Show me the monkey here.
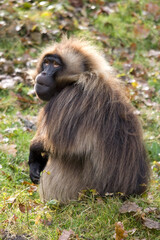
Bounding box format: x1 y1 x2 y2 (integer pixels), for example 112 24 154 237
28 37 150 203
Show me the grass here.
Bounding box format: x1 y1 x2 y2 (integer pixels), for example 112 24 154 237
0 0 160 239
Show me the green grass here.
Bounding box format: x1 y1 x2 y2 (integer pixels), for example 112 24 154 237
0 0 160 239
0 170 160 240
0 38 26 60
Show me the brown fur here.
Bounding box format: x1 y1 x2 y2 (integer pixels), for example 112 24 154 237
31 37 150 203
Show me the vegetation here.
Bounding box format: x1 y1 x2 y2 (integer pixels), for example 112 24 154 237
0 0 159 239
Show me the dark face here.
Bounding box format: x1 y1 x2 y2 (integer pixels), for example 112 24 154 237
35 54 62 101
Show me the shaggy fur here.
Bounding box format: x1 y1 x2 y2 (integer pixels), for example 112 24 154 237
30 37 150 203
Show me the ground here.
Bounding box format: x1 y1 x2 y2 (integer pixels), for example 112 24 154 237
0 0 160 239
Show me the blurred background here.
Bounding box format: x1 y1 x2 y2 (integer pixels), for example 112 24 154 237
0 1 160 239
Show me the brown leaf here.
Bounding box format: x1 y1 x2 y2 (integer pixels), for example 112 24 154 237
9 214 18 223
129 63 147 78
22 181 34 186
58 229 75 240
41 219 52 226
144 207 158 214
16 94 35 104
1 170 13 181
28 185 38 193
30 32 42 44
3 61 14 74
19 203 25 213
96 197 105 204
26 204 32 213
119 201 142 214
41 213 53 226
130 42 137 51
134 24 150 39
145 3 160 17
143 217 160 230
6 22 17 36
68 0 83 8
115 222 128 240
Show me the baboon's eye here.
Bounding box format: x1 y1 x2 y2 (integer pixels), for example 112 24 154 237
53 60 60 68
43 59 49 66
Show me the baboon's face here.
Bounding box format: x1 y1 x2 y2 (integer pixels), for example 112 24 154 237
35 54 63 101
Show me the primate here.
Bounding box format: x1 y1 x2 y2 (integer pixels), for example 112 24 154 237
29 37 150 203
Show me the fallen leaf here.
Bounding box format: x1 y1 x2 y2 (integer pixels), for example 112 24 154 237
41 213 53 226
19 203 25 213
105 192 114 196
35 215 41 225
58 229 75 240
148 50 160 58
20 117 36 131
28 185 37 193
119 201 142 213
26 204 32 213
68 0 83 8
142 217 160 230
0 144 17 157
6 197 16 204
97 197 104 204
1 170 12 180
30 32 42 44
115 222 128 240
130 42 137 51
101 6 115 15
22 181 34 186
3 61 14 74
134 24 150 39
16 94 35 104
41 219 53 226
41 11 52 18
144 207 158 214
9 214 18 223
127 228 137 235
47 199 60 209
145 3 160 18
0 79 16 89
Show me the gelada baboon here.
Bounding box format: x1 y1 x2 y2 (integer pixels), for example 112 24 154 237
29 37 150 203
